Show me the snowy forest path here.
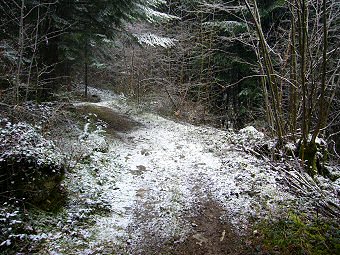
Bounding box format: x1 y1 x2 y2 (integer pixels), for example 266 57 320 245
40 88 293 254
81 98 244 254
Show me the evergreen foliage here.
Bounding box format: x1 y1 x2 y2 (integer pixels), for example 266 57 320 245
0 0 169 101
162 0 262 127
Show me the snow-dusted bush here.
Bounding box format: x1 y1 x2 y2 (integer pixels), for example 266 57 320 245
239 126 265 141
0 118 65 208
0 203 49 254
227 126 267 146
0 205 29 253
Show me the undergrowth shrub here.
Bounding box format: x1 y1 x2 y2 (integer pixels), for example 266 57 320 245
0 204 46 254
0 117 67 253
0 118 65 210
251 212 340 255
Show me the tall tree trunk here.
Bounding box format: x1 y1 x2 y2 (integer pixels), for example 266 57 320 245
289 3 298 140
84 39 88 98
298 0 309 162
15 0 25 104
312 0 328 142
26 2 40 101
245 0 284 145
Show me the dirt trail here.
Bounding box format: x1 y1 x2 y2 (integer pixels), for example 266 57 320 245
38 89 295 254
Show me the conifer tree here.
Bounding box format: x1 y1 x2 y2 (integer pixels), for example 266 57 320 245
0 0 169 101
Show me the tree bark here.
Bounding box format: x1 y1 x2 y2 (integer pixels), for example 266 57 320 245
84 39 88 98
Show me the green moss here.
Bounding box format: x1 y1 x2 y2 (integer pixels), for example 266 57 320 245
299 141 329 178
304 142 318 177
251 213 340 255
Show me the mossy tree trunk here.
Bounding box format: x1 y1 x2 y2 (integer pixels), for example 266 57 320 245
300 141 318 177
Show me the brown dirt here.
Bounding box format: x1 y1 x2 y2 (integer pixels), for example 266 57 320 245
73 104 142 135
171 200 250 255
125 199 252 255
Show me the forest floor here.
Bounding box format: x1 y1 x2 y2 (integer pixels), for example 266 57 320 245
29 87 338 255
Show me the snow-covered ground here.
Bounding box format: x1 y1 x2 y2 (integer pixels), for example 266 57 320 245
36 87 338 254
